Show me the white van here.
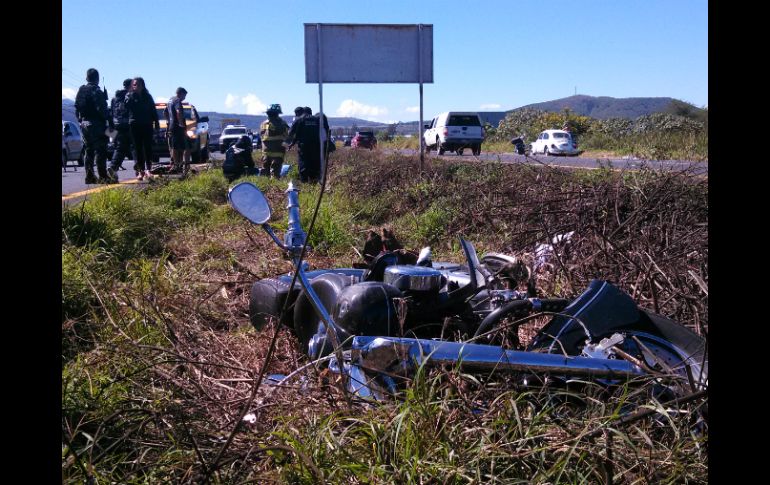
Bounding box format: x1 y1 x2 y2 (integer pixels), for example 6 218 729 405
423 112 485 156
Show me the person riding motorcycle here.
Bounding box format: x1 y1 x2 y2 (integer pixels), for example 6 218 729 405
259 104 289 178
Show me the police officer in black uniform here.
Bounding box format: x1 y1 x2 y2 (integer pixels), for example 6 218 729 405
287 106 306 177
108 78 134 181
288 107 329 183
75 68 110 184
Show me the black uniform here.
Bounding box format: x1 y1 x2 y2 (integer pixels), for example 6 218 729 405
75 82 109 183
222 135 256 182
110 88 132 172
125 90 159 173
291 114 329 182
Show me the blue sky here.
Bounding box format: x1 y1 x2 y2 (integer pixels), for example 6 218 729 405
62 0 708 123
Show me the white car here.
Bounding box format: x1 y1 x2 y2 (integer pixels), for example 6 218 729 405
530 129 578 156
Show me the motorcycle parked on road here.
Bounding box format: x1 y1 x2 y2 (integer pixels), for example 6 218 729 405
511 134 527 155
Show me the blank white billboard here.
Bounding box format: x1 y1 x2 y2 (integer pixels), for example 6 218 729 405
305 23 433 83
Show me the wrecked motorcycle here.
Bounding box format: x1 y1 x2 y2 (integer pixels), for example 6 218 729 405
229 182 708 402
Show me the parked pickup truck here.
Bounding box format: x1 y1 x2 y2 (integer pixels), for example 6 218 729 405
219 125 251 153
423 112 485 156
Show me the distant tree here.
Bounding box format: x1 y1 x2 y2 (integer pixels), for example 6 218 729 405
483 122 496 139
664 100 708 124
372 123 398 141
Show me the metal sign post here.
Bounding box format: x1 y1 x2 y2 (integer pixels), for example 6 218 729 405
316 24 325 181
305 23 433 175
418 24 424 172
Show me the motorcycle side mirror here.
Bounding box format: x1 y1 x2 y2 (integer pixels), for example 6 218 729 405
228 182 272 224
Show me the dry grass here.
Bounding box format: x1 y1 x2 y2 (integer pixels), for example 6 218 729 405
62 152 707 483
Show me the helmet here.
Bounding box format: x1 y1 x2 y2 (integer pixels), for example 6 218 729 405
267 103 282 114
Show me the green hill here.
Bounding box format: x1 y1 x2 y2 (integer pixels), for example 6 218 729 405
513 95 693 120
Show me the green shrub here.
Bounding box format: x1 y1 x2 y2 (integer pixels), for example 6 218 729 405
146 170 229 224
62 189 167 262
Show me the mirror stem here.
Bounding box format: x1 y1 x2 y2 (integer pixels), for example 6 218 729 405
262 224 287 250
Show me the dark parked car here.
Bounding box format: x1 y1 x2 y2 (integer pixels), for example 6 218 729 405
351 131 377 149
209 133 221 153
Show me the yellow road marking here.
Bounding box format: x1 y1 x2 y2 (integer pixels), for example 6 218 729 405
62 178 142 201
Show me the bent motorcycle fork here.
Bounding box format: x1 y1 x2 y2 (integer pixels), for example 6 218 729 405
340 336 644 400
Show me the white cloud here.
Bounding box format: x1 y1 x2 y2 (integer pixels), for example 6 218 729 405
480 103 501 109
155 96 168 104
336 99 388 119
405 106 419 113
224 93 239 109
62 88 76 100
242 94 267 115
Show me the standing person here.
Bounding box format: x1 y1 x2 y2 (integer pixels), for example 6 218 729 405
287 106 306 175
259 104 289 178
74 68 110 184
290 107 330 183
108 78 134 181
166 87 189 174
125 77 160 180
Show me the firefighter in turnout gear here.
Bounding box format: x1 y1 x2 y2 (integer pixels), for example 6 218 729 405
259 104 289 178
75 68 111 184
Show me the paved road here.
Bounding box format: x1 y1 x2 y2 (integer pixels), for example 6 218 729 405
395 149 708 175
63 148 706 206
62 159 143 196
62 157 193 206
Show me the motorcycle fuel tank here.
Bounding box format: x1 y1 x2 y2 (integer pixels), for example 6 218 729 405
383 265 445 293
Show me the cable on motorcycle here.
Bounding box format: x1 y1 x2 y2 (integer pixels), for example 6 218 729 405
207 146 340 480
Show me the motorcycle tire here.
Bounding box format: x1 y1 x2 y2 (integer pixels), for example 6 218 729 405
528 280 707 388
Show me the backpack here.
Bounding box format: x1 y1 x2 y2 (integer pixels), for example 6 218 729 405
223 145 249 174
111 90 129 127
222 146 237 172
76 84 108 122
